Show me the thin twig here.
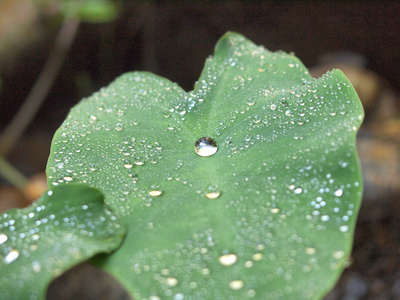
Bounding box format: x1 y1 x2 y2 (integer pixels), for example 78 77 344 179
0 17 80 155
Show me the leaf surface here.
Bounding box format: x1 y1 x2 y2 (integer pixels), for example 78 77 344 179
47 32 364 299
0 184 125 300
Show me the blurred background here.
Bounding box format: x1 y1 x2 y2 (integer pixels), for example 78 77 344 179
0 1 399 299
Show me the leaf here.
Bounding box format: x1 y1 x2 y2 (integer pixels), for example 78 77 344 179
61 0 119 23
0 184 125 300
46 32 364 299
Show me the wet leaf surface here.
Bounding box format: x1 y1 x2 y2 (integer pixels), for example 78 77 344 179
47 32 364 299
0 184 125 300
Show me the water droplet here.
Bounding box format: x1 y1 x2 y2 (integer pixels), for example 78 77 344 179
32 261 41 273
89 115 98 123
165 277 178 287
334 189 343 197
149 190 162 197
201 267 210 276
244 261 253 268
206 191 221 199
270 208 280 214
252 253 263 261
115 123 124 131
123 160 133 169
333 250 345 260
294 187 303 194
339 225 349 233
219 253 238 266
247 289 256 297
205 185 221 199
194 137 218 157
4 249 19 264
229 280 244 290
174 293 184 300
305 247 316 255
0 233 8 244
321 215 330 222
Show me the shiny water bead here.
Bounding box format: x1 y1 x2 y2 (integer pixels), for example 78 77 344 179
219 253 238 266
229 280 244 290
194 137 218 157
149 190 162 197
4 249 20 264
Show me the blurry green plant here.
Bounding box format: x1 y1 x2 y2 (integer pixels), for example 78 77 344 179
0 32 364 299
58 0 119 23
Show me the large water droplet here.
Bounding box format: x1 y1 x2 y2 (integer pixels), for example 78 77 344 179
229 279 244 290
194 137 218 157
149 190 162 197
219 253 238 266
252 253 263 261
165 277 178 287
334 189 343 197
0 233 8 244
4 249 19 264
205 185 221 199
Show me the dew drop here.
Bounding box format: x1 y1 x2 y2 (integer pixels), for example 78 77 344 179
0 233 8 244
89 115 98 123
149 190 162 197
271 208 280 214
194 137 218 157
334 189 343 197
247 289 256 297
305 247 316 255
165 277 178 287
115 123 124 131
174 293 184 300
294 187 303 195
229 280 244 290
244 261 253 268
333 250 345 260
32 261 41 273
321 215 330 222
252 253 263 261
123 161 133 169
201 268 210 276
219 253 238 266
206 191 221 199
4 249 19 264
339 225 349 233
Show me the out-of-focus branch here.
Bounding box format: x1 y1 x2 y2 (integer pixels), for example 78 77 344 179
0 17 80 155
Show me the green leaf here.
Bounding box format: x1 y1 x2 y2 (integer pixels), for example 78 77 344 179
77 0 118 23
61 0 119 23
0 184 125 300
46 32 364 299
